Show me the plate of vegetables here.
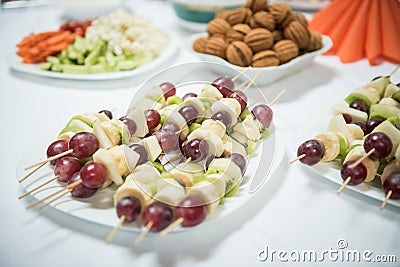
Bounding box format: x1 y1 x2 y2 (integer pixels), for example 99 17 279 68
9 9 178 81
293 73 400 209
17 62 284 240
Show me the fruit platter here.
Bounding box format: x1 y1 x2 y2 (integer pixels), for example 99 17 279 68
9 9 178 81
293 71 400 209
17 62 284 243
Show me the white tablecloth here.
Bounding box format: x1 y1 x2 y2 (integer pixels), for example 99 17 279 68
0 1 399 267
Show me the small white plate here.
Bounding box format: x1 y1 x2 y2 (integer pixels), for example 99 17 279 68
8 33 179 81
293 110 400 208
185 33 333 86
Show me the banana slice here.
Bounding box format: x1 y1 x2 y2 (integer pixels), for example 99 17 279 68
101 120 121 146
199 85 223 101
314 131 340 162
344 146 379 182
201 119 226 139
108 145 140 176
187 181 221 214
153 179 186 206
169 162 204 187
113 178 152 207
347 124 364 140
110 119 131 145
327 115 354 144
57 131 75 141
93 148 123 185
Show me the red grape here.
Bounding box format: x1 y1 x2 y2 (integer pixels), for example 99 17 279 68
212 77 234 97
159 82 176 99
297 140 325 166
342 114 352 123
98 110 112 119
47 140 69 165
252 104 273 128
211 110 232 128
69 172 97 198
340 160 367 185
182 93 198 101
153 131 179 153
161 122 179 134
227 90 248 112
145 109 161 131
230 153 246 174
69 132 100 159
141 201 173 232
175 195 207 227
364 132 392 159
183 138 209 162
349 100 368 113
55 156 82 183
119 116 137 136
383 173 400 199
129 144 148 165
80 162 108 189
178 105 198 125
365 118 384 134
116 196 141 223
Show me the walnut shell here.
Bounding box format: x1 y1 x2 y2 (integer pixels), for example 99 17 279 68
206 37 228 58
207 18 230 35
283 21 310 49
273 39 299 64
306 31 323 52
252 50 280 67
250 11 275 31
226 24 252 42
226 41 253 67
192 37 208 54
244 28 274 53
244 0 267 13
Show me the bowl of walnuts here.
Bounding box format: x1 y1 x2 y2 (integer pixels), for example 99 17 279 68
186 0 332 85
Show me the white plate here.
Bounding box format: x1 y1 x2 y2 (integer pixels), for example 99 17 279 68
8 33 179 81
17 61 285 233
185 33 333 86
281 0 330 11
294 111 400 208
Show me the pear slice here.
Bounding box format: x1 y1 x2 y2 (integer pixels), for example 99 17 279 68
332 103 368 123
126 108 149 138
365 76 390 96
92 120 114 149
371 120 400 159
142 135 162 162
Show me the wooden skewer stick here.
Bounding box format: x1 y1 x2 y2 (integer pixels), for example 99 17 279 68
290 154 305 164
389 65 400 76
269 89 286 107
236 79 249 91
243 72 261 93
349 148 375 169
232 66 251 82
249 91 271 106
18 175 59 199
25 179 82 209
175 128 185 135
165 153 182 164
25 149 73 170
159 217 184 237
106 215 126 244
181 157 192 169
39 188 72 209
19 162 47 183
337 176 351 195
380 190 392 210
134 221 154 247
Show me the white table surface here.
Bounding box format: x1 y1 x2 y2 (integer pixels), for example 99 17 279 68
0 1 399 267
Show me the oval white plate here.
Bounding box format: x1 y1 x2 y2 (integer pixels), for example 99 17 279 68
185 33 332 86
17 61 285 233
293 111 400 208
8 32 178 81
